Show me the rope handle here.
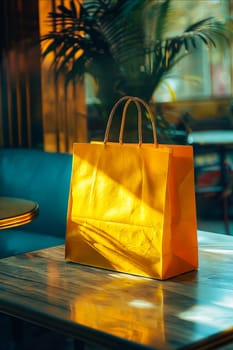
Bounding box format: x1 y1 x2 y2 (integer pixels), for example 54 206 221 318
103 96 157 146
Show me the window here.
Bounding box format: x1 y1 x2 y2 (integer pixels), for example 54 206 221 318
154 0 233 102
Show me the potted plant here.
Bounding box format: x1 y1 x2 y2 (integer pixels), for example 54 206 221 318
41 0 232 142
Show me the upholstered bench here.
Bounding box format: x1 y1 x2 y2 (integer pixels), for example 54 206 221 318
0 148 72 258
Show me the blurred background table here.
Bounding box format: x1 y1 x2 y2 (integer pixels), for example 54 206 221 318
188 130 233 146
187 129 233 189
188 130 233 234
0 197 39 230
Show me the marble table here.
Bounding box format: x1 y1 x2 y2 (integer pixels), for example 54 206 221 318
0 230 233 349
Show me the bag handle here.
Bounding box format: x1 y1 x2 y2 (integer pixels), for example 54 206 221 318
104 96 158 146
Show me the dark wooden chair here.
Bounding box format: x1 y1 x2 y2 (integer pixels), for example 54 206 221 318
194 155 233 234
181 107 233 235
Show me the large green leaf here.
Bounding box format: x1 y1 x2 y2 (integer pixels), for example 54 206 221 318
41 0 233 106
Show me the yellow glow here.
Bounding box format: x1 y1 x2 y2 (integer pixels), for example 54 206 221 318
128 300 155 309
108 273 147 281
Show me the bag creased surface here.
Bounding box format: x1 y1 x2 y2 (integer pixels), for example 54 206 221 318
65 97 198 280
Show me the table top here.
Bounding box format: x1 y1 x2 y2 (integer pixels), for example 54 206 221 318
188 130 233 145
0 197 39 229
0 230 233 350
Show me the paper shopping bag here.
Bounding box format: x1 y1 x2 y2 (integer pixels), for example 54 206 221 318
65 96 198 280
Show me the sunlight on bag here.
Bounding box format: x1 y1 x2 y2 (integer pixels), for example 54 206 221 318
65 96 198 280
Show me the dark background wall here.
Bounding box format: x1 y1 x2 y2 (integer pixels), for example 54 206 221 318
0 0 43 148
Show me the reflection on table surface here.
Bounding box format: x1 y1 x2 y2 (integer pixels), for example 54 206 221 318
0 196 39 229
0 231 233 349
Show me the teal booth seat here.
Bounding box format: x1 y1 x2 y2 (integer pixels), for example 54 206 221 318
0 148 72 258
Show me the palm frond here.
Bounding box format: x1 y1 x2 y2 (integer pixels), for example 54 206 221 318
41 0 233 104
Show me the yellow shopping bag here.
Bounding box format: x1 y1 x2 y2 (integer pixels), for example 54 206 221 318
65 96 198 279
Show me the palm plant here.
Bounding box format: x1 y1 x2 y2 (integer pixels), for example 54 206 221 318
41 0 232 141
